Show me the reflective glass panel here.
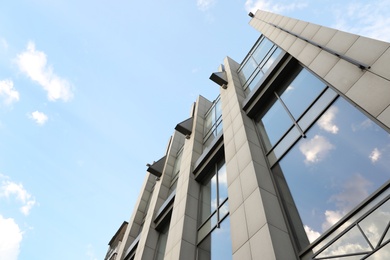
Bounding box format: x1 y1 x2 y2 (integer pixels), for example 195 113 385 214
269 125 300 163
200 179 217 224
312 191 390 254
359 199 390 248
279 68 326 120
365 242 390 259
252 38 274 65
215 98 222 120
316 225 371 258
274 97 390 246
198 216 232 260
204 113 213 136
198 212 218 244
218 163 228 203
245 68 264 93
239 58 258 84
382 229 390 246
298 87 338 131
154 221 170 260
260 99 293 151
262 47 282 72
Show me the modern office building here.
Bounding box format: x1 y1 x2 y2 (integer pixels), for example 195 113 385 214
105 9 390 260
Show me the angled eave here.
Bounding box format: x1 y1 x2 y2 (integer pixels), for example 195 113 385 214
175 117 193 136
147 156 166 178
209 71 228 86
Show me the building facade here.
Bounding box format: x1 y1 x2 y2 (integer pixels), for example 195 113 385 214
106 10 390 260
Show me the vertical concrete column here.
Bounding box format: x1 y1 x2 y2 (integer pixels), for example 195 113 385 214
164 96 212 260
117 173 156 260
221 56 296 259
132 132 186 260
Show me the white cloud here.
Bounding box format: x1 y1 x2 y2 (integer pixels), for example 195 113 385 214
299 135 334 164
322 174 372 231
286 85 294 92
304 225 321 243
197 0 216 11
332 1 390 42
0 176 37 216
16 41 73 102
29 111 48 125
0 215 22 260
369 148 381 163
318 106 339 134
245 0 307 14
352 118 375 132
322 209 344 231
0 80 20 106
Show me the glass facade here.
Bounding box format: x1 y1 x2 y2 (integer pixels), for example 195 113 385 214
238 35 282 94
203 96 223 150
309 195 390 259
255 66 390 252
197 158 231 259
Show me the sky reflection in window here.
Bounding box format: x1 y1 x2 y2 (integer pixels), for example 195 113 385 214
275 97 390 242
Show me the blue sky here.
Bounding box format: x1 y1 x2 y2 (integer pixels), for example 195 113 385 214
0 0 389 259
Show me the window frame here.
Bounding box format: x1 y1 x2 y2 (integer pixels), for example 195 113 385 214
196 157 229 245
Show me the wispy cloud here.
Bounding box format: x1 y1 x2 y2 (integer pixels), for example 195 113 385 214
197 0 216 11
16 41 73 102
318 106 339 134
322 174 372 231
0 80 20 106
369 148 381 163
0 38 8 50
332 0 390 42
352 119 374 132
0 175 37 216
0 215 22 260
29 111 48 125
86 244 98 260
244 0 307 14
299 135 334 164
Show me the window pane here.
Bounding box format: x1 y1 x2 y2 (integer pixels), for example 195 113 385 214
316 225 371 258
279 68 326 120
262 47 282 72
215 98 222 120
366 242 390 259
298 87 338 131
204 112 214 135
239 58 257 84
260 99 294 150
359 199 390 248
154 221 170 260
252 38 274 65
218 163 228 203
200 177 217 224
268 126 300 165
245 68 264 93
198 211 218 243
274 98 390 245
198 216 232 260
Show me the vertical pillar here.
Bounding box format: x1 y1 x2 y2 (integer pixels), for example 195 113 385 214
164 96 212 260
221 56 296 259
